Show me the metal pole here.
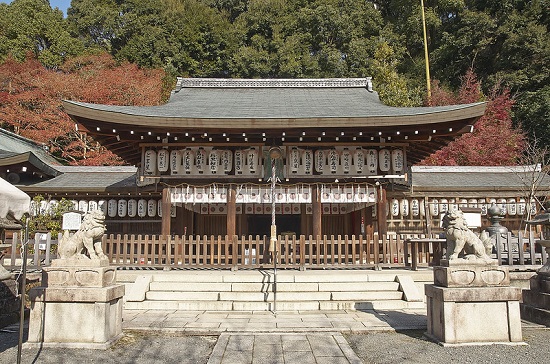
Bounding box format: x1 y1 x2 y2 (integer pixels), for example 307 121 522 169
17 219 29 364
421 0 432 102
271 157 277 314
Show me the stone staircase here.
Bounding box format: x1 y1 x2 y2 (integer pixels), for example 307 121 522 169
120 270 427 311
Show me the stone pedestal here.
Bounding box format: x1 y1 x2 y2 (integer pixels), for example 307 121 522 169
521 272 550 326
27 259 124 349
426 260 524 346
0 278 20 328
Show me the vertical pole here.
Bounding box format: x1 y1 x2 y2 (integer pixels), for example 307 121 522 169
377 186 387 235
161 187 171 237
17 220 28 364
421 0 432 102
227 185 236 238
312 185 322 239
270 158 278 313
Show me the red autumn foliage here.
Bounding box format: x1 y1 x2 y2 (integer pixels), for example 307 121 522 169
0 53 165 165
420 70 526 166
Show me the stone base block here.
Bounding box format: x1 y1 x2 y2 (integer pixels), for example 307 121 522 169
425 284 524 346
43 261 116 288
26 284 124 349
0 279 20 328
434 264 510 288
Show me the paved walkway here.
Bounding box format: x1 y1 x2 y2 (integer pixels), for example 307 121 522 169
122 308 427 363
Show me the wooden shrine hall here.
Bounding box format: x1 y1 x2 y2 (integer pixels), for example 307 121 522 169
62 78 486 240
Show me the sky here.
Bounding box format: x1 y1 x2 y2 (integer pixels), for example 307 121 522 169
0 0 72 16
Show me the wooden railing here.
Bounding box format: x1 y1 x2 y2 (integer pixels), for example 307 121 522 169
1 233 545 271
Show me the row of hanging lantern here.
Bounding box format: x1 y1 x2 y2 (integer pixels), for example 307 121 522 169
387 198 538 217
143 147 405 176
31 199 176 218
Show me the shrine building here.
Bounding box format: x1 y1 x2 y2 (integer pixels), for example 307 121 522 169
53 77 488 239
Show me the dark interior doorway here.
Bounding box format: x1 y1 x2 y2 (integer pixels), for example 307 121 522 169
247 215 301 236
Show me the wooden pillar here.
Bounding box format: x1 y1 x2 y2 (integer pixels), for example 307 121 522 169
227 185 237 238
161 187 171 236
312 185 322 239
377 187 387 235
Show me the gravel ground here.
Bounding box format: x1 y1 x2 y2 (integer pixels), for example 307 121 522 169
2 323 549 363
346 327 550 364
0 327 217 364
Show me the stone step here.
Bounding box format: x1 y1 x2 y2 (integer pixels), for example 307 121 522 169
520 304 550 327
522 290 550 309
124 299 424 311
148 281 400 293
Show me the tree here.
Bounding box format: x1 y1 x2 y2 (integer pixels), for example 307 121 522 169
420 70 526 165
0 0 84 68
0 53 166 165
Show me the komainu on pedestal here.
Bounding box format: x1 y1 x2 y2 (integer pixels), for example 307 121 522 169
26 210 125 349
425 209 524 346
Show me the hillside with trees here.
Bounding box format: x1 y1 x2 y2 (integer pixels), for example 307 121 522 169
0 0 547 165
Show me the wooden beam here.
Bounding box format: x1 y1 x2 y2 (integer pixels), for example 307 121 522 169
227 185 237 238
312 185 322 239
161 187 171 236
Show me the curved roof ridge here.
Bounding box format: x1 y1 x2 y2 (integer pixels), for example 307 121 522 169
174 77 373 92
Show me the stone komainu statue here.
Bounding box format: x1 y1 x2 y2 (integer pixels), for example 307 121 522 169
442 209 493 261
59 210 107 260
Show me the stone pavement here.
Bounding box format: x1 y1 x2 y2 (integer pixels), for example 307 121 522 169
122 308 427 364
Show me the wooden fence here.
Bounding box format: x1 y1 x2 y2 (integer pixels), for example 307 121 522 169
1 233 546 271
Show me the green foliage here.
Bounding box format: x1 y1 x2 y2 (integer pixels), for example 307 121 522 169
0 0 84 68
0 0 548 160
23 196 75 237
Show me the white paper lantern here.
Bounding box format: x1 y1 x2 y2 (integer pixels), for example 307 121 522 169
430 199 439 216
183 149 194 173
315 150 325 173
157 149 169 172
48 199 59 214
107 199 117 217
378 149 391 172
303 150 313 174
449 199 459 213
290 148 300 173
328 149 339 173
220 150 232 172
78 200 88 213
439 199 448 214
88 200 98 212
478 199 487 215
98 200 107 215
459 199 468 208
209 150 219 174
170 150 182 175
144 150 157 174
137 199 147 218
171 205 177 217
391 199 399 216
341 149 352 173
400 199 410 216
147 199 157 217
196 148 206 172
71 200 78 211
366 149 378 174
118 199 127 217
391 149 404 172
234 150 244 174
507 198 517 216
354 148 365 173
468 199 478 208
411 199 420 216
419 199 426 216
247 148 258 173
497 198 507 215
517 198 526 215
128 199 137 217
